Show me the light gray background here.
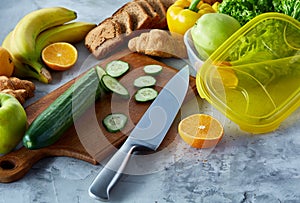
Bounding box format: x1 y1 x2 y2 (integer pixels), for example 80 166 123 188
1 0 300 202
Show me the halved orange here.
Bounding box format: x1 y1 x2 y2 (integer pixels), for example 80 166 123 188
41 42 78 71
178 114 224 149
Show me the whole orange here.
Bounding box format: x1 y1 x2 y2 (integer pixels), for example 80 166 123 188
0 47 14 77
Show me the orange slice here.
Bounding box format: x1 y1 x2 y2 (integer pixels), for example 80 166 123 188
178 114 224 149
41 42 78 71
216 68 239 87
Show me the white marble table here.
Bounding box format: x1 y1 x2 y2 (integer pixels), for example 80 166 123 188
1 0 300 202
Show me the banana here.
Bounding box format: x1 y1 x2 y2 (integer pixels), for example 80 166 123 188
2 32 51 83
35 21 96 55
6 7 77 83
11 7 77 62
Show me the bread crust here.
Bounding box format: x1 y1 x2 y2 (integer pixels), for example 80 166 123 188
128 29 187 58
85 19 123 56
134 0 161 28
113 1 153 30
112 11 133 35
146 0 167 29
85 0 176 59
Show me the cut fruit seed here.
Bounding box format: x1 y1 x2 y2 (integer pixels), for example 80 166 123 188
133 75 156 88
103 113 128 133
105 60 129 77
134 87 158 102
41 42 78 71
178 114 224 149
143 64 163 75
101 74 129 98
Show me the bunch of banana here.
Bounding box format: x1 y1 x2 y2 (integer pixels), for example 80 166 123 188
1 7 96 83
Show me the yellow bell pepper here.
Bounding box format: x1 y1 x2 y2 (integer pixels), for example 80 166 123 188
166 0 215 35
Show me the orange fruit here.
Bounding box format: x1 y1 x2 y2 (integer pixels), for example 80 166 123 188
0 47 14 77
215 68 239 88
178 114 224 149
41 42 78 71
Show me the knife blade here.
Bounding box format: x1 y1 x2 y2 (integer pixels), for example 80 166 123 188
88 65 190 201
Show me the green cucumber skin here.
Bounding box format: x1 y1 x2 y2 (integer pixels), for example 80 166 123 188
143 64 162 76
134 87 158 102
106 60 129 78
23 67 102 150
102 113 128 133
101 75 130 99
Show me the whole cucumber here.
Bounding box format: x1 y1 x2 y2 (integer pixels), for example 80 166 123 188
23 67 102 149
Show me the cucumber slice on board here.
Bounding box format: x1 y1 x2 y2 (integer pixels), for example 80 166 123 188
95 65 106 79
101 74 129 98
102 113 128 133
106 60 130 77
134 87 158 102
95 65 109 92
143 64 163 75
133 75 156 88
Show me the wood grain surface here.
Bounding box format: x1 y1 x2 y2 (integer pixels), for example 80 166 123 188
0 52 197 183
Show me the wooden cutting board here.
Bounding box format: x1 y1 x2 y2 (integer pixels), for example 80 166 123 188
0 52 197 183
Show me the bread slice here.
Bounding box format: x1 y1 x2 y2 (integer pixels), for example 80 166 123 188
145 0 168 29
112 10 133 35
85 0 176 59
134 0 160 28
112 1 153 30
85 19 123 58
160 0 176 10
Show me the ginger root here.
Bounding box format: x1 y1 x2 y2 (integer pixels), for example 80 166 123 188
0 76 35 104
128 29 188 59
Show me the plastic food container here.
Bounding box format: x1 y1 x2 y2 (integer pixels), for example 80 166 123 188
184 28 205 73
185 12 300 134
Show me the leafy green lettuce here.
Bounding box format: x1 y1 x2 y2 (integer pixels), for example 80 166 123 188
273 0 300 20
224 19 300 86
228 20 299 64
218 0 300 25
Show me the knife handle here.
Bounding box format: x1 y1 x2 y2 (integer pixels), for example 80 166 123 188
88 141 138 201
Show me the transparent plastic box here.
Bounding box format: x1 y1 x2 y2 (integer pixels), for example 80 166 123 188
185 12 300 134
184 28 205 73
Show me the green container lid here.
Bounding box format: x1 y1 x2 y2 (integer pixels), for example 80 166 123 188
195 12 300 134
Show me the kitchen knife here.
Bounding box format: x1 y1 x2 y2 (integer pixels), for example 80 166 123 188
88 66 190 201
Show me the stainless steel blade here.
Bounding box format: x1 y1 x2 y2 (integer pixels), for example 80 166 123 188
127 65 190 150
89 65 190 201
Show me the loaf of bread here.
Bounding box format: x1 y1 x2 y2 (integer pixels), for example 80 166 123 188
145 0 167 29
85 0 176 59
85 19 124 59
128 29 187 58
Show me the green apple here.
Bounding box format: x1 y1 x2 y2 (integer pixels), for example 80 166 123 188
191 13 241 59
0 93 27 154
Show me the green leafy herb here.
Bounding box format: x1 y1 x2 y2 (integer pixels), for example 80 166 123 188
218 0 300 25
273 0 300 21
228 19 299 64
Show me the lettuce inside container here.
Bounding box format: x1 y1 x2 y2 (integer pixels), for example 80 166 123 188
190 12 300 134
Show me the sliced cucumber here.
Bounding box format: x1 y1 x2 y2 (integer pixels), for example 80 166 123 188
95 65 106 79
133 75 156 88
101 74 129 98
103 113 128 133
135 87 158 102
143 64 163 75
106 60 130 77
95 65 109 92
